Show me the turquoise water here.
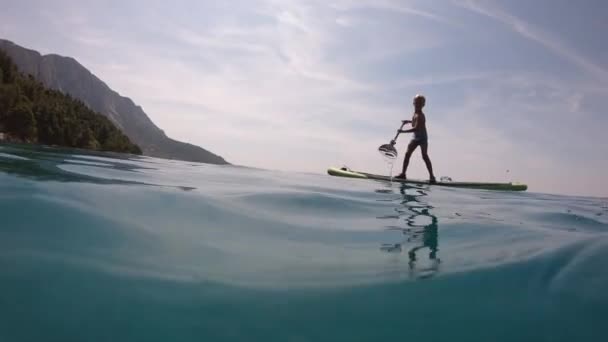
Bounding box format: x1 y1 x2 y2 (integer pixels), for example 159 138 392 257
1 144 607 341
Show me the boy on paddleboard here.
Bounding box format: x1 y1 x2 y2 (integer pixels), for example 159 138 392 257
393 94 436 183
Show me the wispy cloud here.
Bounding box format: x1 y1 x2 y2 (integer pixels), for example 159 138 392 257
457 0 608 82
329 0 451 24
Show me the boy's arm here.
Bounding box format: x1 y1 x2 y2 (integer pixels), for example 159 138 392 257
399 115 420 133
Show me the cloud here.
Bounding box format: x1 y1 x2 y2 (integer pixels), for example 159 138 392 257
329 0 451 24
335 16 355 27
456 0 608 82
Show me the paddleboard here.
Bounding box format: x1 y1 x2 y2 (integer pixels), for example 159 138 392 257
327 167 527 191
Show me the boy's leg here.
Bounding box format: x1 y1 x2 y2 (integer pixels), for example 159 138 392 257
396 140 419 178
420 143 436 182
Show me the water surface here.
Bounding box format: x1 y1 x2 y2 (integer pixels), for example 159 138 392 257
1 144 607 341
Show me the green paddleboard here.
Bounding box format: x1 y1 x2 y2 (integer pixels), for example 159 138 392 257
327 167 527 191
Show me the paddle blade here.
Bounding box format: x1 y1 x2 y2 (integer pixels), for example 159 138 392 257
378 143 398 159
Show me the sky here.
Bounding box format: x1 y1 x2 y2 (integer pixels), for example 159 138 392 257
1 0 607 197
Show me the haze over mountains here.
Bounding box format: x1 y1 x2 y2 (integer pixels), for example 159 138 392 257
0 39 228 165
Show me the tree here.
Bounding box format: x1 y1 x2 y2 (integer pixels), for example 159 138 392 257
5 102 37 141
0 51 17 83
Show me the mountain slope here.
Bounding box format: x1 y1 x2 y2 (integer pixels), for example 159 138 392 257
0 51 141 154
0 39 228 164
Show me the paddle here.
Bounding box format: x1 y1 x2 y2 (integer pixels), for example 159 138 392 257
378 121 408 159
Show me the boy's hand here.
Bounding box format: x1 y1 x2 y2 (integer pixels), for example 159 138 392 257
402 120 411 124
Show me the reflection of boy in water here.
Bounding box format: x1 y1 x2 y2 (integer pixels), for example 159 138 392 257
380 185 440 277
407 212 438 263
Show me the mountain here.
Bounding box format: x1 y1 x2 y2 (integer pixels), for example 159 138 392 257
0 51 141 154
0 39 228 164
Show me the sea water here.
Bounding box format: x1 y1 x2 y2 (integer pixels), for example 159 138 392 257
1 144 607 342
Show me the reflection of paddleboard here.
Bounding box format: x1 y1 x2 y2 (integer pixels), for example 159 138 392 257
327 167 528 191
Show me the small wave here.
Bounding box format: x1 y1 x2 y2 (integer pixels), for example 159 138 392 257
531 211 608 233
0 152 30 160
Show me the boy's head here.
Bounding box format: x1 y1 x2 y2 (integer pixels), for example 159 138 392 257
413 94 426 110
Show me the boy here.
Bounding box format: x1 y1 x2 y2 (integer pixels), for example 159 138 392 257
393 94 436 183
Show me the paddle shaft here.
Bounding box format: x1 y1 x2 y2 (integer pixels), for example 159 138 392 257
391 121 408 142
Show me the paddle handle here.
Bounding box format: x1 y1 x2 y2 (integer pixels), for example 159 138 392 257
391 121 408 142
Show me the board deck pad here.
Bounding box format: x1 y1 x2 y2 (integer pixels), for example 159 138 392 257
327 167 527 191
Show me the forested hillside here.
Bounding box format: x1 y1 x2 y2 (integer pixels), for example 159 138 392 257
0 51 141 154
